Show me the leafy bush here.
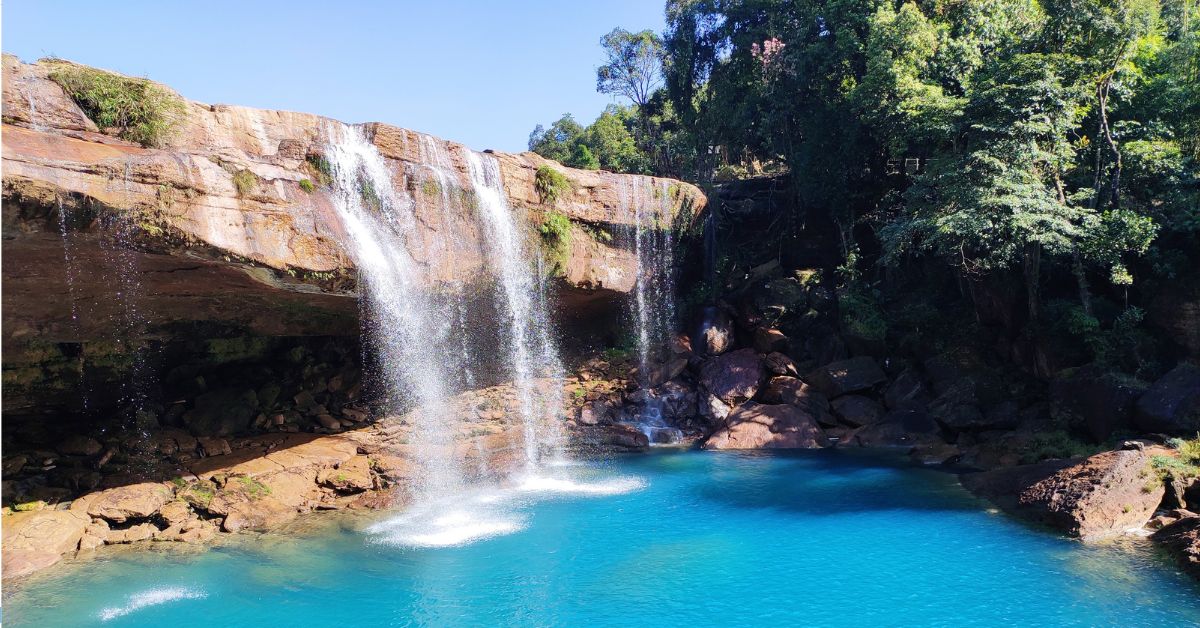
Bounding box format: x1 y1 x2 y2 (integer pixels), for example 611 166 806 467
46 60 186 147
535 165 571 204
539 210 573 276
306 154 333 187
839 288 887 341
232 170 256 197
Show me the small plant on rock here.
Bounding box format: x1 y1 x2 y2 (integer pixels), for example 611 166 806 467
232 169 257 198
535 165 571 204
299 178 315 193
539 210 573 276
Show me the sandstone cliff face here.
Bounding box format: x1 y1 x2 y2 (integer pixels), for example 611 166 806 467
1 55 705 409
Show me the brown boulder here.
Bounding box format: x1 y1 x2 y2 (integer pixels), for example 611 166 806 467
105 522 159 544
830 395 885 427
86 482 172 523
764 352 799 377
695 306 734 357
56 435 103 456
806 356 887 398
704 402 830 450
317 456 374 492
221 498 296 532
1135 364 1200 435
753 327 790 354
1152 516 1200 579
961 449 1166 540
700 349 765 405
3 509 89 559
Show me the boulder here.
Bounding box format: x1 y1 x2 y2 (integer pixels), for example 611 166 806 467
1152 516 1200 579
884 369 928 409
1051 368 1146 442
703 402 830 450
578 400 610 426
699 349 765 405
695 306 735 357
575 423 649 451
318 456 374 492
157 500 194 527
764 352 799 377
78 520 109 551
757 377 834 426
86 482 173 523
184 388 259 436
155 518 218 544
698 393 732 428
850 407 943 448
806 356 887 398
753 327 790 354
105 522 159 544
961 449 1166 540
221 497 296 533
1135 364 1200 434
56 435 103 457
830 395 885 427
3 509 89 560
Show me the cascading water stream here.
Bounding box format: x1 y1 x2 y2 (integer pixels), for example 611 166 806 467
465 151 565 468
621 179 681 444
324 124 464 500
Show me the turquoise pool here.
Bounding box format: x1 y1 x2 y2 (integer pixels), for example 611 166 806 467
5 450 1199 626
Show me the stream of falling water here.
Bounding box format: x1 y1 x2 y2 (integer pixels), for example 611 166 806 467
326 126 633 547
325 125 464 500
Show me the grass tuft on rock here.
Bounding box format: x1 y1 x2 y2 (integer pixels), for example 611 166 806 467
299 178 315 193
232 170 257 198
45 60 186 148
535 165 571 204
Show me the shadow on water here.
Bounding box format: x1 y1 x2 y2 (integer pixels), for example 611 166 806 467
673 448 986 517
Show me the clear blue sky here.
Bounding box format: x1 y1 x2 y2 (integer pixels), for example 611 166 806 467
2 1 665 152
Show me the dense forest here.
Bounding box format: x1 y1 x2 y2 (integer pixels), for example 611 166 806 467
530 0 1199 382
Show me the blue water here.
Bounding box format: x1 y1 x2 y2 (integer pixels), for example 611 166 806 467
6 450 1200 626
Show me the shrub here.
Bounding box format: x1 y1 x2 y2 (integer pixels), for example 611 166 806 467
46 60 186 147
539 210 573 276
839 289 887 341
306 154 333 187
299 178 315 193
535 165 571 204
1020 430 1102 464
232 169 256 197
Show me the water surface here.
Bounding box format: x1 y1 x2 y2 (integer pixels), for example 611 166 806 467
6 450 1199 626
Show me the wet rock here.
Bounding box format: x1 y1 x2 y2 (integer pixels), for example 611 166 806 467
704 402 830 450
86 483 172 523
961 448 1166 540
700 349 765 405
806 356 887 398
830 395 884 427
1152 516 1200 579
56 435 103 457
1135 364 1200 434
317 456 373 492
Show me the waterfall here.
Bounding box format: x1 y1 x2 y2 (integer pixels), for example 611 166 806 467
465 151 565 467
325 124 464 499
620 179 681 444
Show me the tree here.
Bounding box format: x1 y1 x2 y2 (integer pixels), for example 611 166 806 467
528 114 585 163
596 28 665 108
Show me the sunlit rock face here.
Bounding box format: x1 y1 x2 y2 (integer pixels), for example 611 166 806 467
0 55 706 410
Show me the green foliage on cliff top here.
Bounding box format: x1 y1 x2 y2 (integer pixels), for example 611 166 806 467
535 166 571 204
46 60 186 148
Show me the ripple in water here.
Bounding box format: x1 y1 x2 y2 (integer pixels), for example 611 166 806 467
368 469 646 548
98 587 206 622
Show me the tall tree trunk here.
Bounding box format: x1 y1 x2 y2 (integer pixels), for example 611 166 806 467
1073 251 1093 316
1023 242 1041 322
